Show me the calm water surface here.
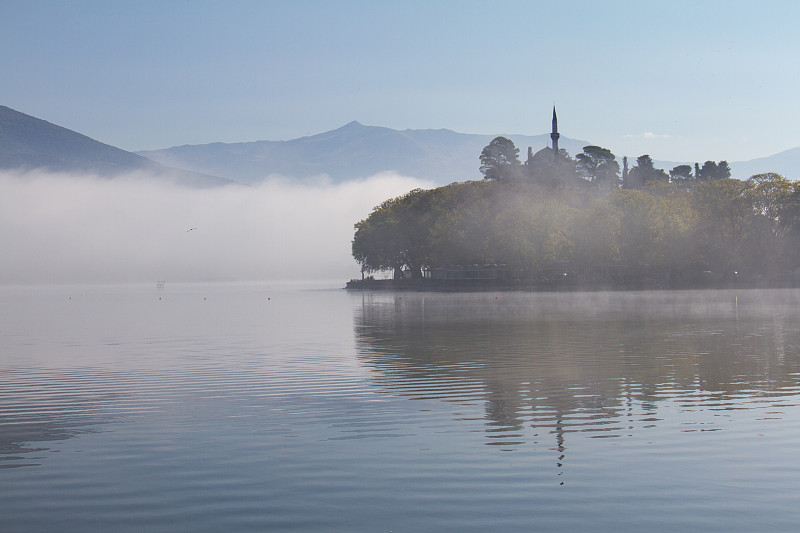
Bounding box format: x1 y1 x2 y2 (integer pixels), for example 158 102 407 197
2 284 800 532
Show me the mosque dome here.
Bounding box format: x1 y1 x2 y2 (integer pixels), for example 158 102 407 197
530 146 554 163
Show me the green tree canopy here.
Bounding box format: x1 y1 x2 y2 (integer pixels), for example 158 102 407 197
627 155 668 188
351 140 800 286
669 164 694 184
697 160 732 181
575 145 620 188
480 136 521 181
692 178 752 275
743 174 797 272
352 188 439 279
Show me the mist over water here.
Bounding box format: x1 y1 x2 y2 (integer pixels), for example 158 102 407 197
0 170 432 285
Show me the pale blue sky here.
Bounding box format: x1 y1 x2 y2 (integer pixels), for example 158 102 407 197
2 0 799 164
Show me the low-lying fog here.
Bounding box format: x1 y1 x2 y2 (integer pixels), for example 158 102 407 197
0 171 433 285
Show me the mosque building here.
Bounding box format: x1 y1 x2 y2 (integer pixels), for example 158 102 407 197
524 106 581 186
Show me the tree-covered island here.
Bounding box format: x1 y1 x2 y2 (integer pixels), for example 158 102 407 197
349 111 800 290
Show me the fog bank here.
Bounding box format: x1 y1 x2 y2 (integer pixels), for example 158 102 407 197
0 171 433 285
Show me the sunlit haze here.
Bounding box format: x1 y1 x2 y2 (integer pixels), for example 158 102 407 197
0 171 432 284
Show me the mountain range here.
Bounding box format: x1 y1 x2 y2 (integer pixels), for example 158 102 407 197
137 121 592 185
2 104 799 186
0 105 231 186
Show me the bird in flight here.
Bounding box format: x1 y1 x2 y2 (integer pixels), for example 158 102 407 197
187 227 198 232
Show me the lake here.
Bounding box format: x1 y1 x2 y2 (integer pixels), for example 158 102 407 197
2 284 800 532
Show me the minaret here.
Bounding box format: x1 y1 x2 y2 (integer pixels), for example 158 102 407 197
551 106 560 160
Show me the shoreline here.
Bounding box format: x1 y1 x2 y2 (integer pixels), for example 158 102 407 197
344 277 800 292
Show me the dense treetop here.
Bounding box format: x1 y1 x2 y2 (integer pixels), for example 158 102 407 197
479 136 520 181
353 139 800 284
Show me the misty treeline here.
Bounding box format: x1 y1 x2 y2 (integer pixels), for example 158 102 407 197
352 166 800 284
478 136 731 188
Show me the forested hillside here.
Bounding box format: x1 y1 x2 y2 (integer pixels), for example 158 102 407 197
352 169 800 287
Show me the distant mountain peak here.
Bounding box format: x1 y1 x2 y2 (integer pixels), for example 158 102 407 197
138 122 591 184
329 121 372 134
9 104 793 186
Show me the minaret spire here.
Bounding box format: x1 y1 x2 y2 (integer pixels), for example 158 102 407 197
551 105 560 160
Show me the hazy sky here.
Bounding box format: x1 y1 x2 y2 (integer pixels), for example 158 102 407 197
2 1 799 163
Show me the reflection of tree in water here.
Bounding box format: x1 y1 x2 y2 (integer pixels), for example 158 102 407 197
354 290 800 478
1 421 100 469
0 370 120 468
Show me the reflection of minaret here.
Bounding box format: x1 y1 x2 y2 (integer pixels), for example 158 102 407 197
551 106 560 161
554 415 565 485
